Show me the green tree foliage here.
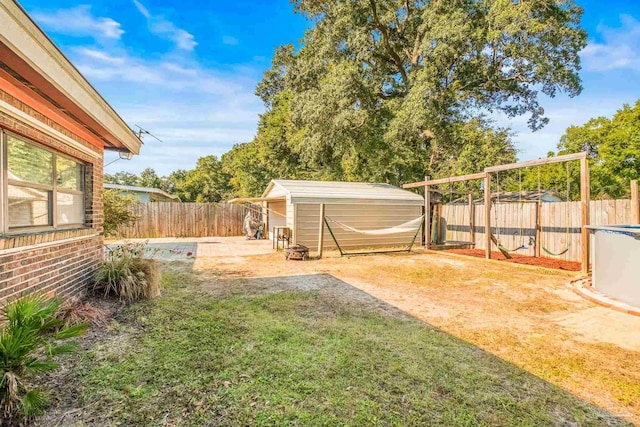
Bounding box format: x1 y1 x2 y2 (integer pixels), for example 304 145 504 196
558 100 640 199
221 91 310 197
510 100 640 200
104 171 139 186
171 156 232 202
105 1 588 198
7 137 53 185
103 189 139 237
137 168 165 190
506 152 580 201
223 0 585 194
105 161 231 203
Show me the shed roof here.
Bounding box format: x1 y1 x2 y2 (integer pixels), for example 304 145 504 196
104 184 180 201
262 180 424 205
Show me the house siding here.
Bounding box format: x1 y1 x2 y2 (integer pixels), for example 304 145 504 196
0 85 104 304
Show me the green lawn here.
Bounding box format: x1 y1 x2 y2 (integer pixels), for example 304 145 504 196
57 266 627 426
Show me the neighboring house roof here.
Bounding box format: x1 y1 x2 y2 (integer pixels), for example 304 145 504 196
0 0 141 154
104 184 180 201
261 179 425 205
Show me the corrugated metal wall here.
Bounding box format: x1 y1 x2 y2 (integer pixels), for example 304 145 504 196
295 203 423 250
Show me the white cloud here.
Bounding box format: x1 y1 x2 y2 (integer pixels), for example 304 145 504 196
132 0 150 18
31 5 124 40
581 14 640 72
73 48 252 94
69 47 262 175
222 35 239 46
74 48 125 65
132 0 197 51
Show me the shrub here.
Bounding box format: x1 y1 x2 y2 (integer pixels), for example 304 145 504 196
56 298 108 329
103 189 139 237
93 242 162 302
0 294 87 423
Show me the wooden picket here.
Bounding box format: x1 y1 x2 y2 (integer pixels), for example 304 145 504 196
114 202 248 238
442 199 634 262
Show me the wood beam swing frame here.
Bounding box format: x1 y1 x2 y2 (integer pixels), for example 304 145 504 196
404 173 486 251
403 152 591 274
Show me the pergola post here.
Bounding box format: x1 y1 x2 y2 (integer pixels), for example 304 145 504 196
631 180 639 224
317 203 326 259
484 172 491 259
424 175 430 249
468 193 475 244
580 158 590 275
535 201 542 258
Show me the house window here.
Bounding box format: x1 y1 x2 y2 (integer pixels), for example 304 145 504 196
2 131 87 233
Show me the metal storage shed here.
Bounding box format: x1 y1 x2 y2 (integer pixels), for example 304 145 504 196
258 180 424 250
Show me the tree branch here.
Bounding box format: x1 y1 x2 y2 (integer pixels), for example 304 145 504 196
368 0 408 83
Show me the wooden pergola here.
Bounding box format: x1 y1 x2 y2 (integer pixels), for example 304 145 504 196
403 152 591 274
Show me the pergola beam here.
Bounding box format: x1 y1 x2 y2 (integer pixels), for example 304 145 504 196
403 151 591 270
403 153 589 189
403 172 486 189
484 152 587 173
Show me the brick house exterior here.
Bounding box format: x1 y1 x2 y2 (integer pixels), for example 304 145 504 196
0 0 141 303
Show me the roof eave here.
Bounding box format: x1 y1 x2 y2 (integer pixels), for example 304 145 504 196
261 180 289 198
0 1 141 154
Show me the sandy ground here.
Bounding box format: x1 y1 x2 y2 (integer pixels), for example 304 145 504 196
132 236 639 423
102 237 639 423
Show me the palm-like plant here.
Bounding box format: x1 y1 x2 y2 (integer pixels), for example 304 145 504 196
0 294 87 423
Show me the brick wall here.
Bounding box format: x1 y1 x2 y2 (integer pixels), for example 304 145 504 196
0 84 105 304
0 235 102 301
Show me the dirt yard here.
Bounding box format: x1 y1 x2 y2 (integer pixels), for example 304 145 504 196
39 238 639 425
191 245 640 423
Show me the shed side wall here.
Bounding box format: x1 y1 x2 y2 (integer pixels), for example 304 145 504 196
267 201 286 239
295 203 422 250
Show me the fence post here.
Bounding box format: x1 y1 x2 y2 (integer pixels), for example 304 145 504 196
632 180 639 224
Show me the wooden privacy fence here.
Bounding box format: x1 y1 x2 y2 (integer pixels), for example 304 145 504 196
442 199 635 262
115 202 248 238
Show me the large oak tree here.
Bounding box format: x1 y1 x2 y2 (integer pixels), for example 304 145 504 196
234 0 586 191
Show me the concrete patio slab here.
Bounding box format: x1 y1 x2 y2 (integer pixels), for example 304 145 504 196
106 236 274 260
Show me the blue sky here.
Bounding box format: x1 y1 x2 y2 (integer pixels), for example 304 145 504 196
20 0 640 176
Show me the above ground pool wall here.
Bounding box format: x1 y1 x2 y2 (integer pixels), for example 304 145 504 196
589 226 640 307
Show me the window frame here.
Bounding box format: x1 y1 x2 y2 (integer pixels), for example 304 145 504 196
0 130 88 234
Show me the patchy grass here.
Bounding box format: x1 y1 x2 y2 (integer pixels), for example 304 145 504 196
196 251 640 424
38 266 628 426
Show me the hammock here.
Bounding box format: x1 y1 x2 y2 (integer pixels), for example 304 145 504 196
542 245 570 256
497 243 528 253
324 215 424 256
325 215 425 235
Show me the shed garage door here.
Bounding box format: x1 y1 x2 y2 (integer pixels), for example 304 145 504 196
295 203 423 250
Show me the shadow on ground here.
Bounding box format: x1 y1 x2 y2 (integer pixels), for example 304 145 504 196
35 264 633 426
